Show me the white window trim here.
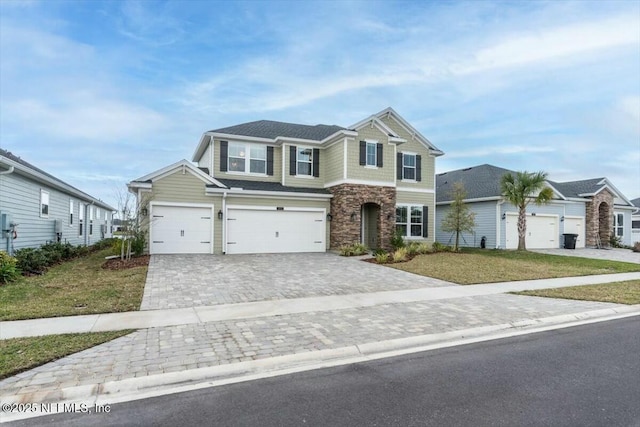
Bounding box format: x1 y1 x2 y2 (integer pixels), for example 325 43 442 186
614 212 625 238
296 147 314 177
69 199 74 226
40 189 50 218
228 141 268 175
395 204 424 239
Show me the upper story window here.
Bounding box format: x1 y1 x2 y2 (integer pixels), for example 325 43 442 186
297 148 313 176
69 200 74 225
40 190 50 217
397 152 422 182
222 141 270 175
289 146 320 178
359 140 383 167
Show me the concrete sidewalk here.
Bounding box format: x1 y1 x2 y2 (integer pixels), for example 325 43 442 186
3 272 640 339
1 272 639 423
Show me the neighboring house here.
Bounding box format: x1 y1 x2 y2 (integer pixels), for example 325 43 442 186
0 149 115 255
631 197 640 245
435 164 636 249
128 107 443 255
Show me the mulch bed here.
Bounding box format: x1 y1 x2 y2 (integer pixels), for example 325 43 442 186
102 255 150 270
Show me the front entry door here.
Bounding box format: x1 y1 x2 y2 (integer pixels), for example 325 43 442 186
362 203 380 249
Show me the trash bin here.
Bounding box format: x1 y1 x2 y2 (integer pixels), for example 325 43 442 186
563 233 578 249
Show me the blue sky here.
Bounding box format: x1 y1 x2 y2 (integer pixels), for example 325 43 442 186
1 0 639 209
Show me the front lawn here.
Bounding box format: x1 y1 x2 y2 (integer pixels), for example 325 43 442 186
0 331 133 380
514 280 640 305
0 249 147 321
390 249 640 285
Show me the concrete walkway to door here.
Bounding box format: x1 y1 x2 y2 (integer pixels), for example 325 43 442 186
141 253 455 310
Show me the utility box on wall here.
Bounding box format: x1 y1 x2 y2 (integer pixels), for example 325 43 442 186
55 219 63 234
1 213 13 231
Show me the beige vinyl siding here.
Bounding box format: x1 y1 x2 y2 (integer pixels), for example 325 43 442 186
147 170 223 253
379 116 435 190
226 196 331 249
282 144 326 189
212 139 281 183
396 190 435 242
323 141 344 183
347 126 395 183
198 143 211 171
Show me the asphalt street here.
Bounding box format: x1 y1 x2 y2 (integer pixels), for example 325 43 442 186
10 317 640 427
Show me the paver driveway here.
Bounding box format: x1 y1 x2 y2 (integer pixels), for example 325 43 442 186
141 253 454 310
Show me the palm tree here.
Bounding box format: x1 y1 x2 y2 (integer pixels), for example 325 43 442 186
500 171 554 251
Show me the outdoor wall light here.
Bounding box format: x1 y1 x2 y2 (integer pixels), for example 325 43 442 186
501 213 506 220
561 216 565 222
140 207 148 217
350 212 357 222
326 213 333 222
218 210 223 220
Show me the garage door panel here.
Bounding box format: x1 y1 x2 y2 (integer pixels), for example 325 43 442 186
564 217 585 248
150 205 213 254
226 208 325 254
506 214 559 249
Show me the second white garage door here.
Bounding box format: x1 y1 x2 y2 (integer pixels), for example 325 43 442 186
226 207 325 254
506 213 559 249
563 217 586 248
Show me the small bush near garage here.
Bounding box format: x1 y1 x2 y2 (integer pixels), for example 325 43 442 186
0 251 20 284
339 243 369 256
634 242 640 253
15 248 49 275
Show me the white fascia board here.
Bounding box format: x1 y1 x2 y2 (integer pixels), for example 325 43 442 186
349 116 399 138
544 181 566 200
613 205 637 211
206 188 332 200
132 159 226 188
192 134 212 162
321 130 358 144
1 155 116 211
128 182 153 189
324 178 396 188
206 132 274 144
599 179 634 206
374 107 444 155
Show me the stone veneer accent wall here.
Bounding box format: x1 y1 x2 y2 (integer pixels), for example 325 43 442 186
585 188 614 247
328 184 396 250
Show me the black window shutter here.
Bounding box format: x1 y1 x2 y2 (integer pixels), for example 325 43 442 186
416 154 422 182
266 146 274 176
422 206 428 238
289 146 297 175
397 152 403 180
359 141 366 165
376 143 383 167
312 148 320 177
220 141 228 172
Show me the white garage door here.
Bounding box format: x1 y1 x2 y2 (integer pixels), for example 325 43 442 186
226 207 325 254
150 205 213 254
563 217 585 248
506 213 559 249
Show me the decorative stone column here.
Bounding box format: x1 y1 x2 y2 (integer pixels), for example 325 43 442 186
585 189 614 247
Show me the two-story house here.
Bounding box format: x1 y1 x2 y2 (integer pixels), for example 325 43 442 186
128 108 443 254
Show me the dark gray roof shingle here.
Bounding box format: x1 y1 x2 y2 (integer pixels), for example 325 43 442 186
210 120 346 141
213 178 331 195
436 164 515 202
546 178 606 199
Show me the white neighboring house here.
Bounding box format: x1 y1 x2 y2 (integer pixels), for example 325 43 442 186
435 164 636 249
631 197 640 245
0 149 115 255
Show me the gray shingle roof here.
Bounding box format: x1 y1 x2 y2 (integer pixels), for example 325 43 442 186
546 178 606 198
632 197 640 207
214 178 331 195
436 164 515 202
210 120 346 141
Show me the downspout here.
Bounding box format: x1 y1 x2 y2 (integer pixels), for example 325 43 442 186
0 166 15 175
496 199 505 249
222 191 227 254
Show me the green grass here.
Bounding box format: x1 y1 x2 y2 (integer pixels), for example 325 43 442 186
514 280 640 305
0 249 147 321
0 331 133 380
390 248 640 285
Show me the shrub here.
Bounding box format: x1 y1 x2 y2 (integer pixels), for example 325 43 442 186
40 242 64 265
633 242 640 253
609 234 623 248
374 252 390 264
93 237 118 250
0 251 20 284
431 242 453 253
15 248 48 274
415 242 432 254
390 231 405 250
338 243 369 257
391 247 408 262
372 248 387 256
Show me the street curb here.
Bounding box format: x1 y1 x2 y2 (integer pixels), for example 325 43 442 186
2 305 639 422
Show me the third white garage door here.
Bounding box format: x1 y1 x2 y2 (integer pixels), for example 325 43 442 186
506 213 559 249
226 207 325 254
